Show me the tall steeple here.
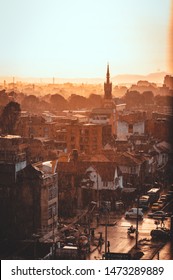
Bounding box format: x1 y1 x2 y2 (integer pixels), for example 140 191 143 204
104 63 112 99
106 63 110 83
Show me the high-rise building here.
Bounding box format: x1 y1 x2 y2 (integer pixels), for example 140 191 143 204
164 75 173 90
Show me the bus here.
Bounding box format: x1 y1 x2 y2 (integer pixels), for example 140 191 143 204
147 188 160 203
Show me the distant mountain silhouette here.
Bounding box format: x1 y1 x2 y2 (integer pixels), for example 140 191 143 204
0 72 169 85
112 72 168 85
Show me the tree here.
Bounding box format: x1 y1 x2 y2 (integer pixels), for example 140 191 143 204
49 94 68 111
68 94 88 110
124 90 142 109
142 91 154 105
87 94 102 109
0 101 21 134
21 95 39 112
0 90 9 106
155 95 173 107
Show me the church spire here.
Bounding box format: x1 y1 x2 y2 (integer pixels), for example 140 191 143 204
104 63 112 99
106 63 110 84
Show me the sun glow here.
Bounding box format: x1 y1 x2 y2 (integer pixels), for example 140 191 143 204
0 0 171 78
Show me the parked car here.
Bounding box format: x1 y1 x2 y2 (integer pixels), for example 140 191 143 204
115 201 124 211
167 191 173 197
125 208 143 220
151 203 161 211
148 210 169 219
157 200 165 208
159 194 167 203
150 228 170 240
138 195 150 210
160 194 167 199
166 193 173 202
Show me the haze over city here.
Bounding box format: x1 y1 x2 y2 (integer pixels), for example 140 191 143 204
0 0 173 263
0 0 172 80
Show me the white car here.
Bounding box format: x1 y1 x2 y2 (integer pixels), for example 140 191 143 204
125 208 143 220
148 210 169 219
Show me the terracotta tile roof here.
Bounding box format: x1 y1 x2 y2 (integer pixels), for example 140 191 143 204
56 161 121 180
103 150 147 166
118 112 146 124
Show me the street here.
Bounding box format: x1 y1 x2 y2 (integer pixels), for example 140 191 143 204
88 213 171 260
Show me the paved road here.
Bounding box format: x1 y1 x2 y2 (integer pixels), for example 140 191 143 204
88 214 171 260
152 242 173 260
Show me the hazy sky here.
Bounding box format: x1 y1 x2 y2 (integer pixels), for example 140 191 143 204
0 0 171 78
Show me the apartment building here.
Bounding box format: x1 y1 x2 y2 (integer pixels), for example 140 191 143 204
66 123 111 154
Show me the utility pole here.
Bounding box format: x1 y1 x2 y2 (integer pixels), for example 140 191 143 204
105 220 108 254
87 215 91 253
104 209 109 254
135 191 139 249
32 233 40 259
52 207 56 259
97 171 99 208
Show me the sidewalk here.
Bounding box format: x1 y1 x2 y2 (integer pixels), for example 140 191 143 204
128 238 166 260
152 241 173 260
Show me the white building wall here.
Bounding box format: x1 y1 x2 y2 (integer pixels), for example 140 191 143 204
133 122 145 134
117 121 128 140
81 166 121 191
89 116 109 125
117 121 145 139
15 161 27 172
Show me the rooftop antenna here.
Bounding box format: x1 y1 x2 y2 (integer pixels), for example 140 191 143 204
4 80 6 89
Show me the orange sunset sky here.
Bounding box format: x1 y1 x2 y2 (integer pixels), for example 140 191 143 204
0 0 172 78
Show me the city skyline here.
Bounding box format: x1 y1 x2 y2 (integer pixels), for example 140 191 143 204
0 0 172 78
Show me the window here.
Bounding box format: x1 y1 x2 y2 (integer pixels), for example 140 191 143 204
48 203 56 219
92 137 97 143
80 145 84 151
103 181 108 187
80 129 85 135
128 124 133 133
93 129 97 135
131 166 136 174
48 206 52 219
49 186 57 200
92 145 97 151
71 145 75 149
